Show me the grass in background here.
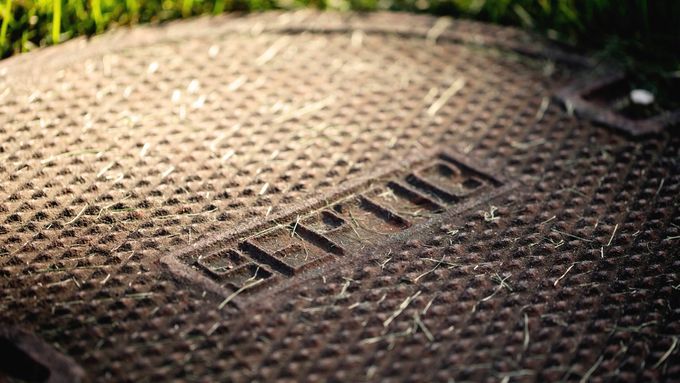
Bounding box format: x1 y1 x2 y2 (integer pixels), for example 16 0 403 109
0 0 678 79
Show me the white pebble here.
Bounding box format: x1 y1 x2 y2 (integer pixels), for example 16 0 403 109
147 62 159 74
630 89 654 105
187 79 200 94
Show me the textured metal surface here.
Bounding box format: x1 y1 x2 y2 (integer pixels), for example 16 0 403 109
1 11 679 382
163 148 515 306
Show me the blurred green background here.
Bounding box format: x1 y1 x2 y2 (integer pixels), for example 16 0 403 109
0 0 678 74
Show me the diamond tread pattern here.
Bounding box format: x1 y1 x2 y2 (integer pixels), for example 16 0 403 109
0 12 678 383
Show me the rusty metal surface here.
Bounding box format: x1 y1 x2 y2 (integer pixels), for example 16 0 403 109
1 11 678 382
163 148 516 307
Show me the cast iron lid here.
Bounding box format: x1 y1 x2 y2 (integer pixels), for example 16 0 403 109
1 11 678 382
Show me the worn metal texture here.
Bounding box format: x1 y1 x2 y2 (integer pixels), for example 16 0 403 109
1 11 678 382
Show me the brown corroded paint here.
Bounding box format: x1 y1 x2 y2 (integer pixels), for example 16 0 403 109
0 12 678 382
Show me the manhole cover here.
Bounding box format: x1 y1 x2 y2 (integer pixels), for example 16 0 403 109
1 11 678 382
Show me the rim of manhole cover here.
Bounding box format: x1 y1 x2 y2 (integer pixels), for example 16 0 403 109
0 11 591 76
555 71 680 136
0 326 86 383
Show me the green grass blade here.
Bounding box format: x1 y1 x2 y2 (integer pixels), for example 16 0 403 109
214 0 227 14
92 0 103 32
52 0 61 43
182 0 194 17
0 0 12 48
126 0 139 15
